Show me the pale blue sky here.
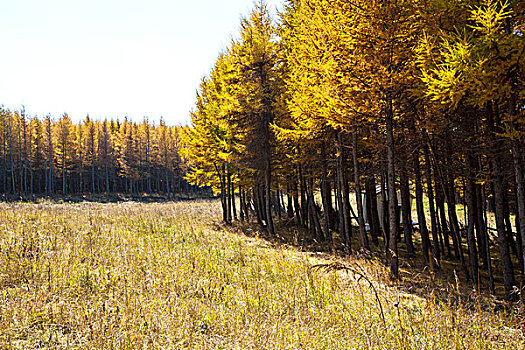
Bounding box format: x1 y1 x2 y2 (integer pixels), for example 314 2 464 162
0 0 283 125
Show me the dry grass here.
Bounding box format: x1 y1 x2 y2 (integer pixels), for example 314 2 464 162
0 200 523 349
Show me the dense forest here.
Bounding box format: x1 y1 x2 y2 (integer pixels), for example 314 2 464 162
0 108 191 198
182 0 525 299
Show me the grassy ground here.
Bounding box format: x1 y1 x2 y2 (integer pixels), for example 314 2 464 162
0 200 523 349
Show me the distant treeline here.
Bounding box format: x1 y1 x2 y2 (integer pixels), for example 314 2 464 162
0 107 192 198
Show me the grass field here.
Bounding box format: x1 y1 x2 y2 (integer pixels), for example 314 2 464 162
0 200 523 349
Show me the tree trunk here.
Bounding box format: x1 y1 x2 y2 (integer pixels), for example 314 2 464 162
435 170 451 257
386 97 399 278
337 131 352 252
336 164 347 247
366 176 380 246
217 163 228 224
488 104 516 296
510 137 525 279
321 143 333 242
308 175 324 241
424 146 440 269
231 178 237 220
414 148 430 265
91 152 96 194
492 170 516 295
399 153 414 256
321 170 333 242
293 179 302 228
506 12 525 282
474 180 489 266
287 186 294 219
253 186 262 225
479 184 496 294
166 169 170 199
352 131 369 250
299 164 308 229
226 166 233 221
276 189 282 220
465 165 479 288
380 165 389 256
265 166 275 235
243 189 250 220
239 183 245 221
503 190 521 272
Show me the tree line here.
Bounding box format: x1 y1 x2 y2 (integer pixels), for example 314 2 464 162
182 0 525 299
0 107 192 199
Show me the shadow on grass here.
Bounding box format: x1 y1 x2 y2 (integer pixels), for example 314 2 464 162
221 215 523 316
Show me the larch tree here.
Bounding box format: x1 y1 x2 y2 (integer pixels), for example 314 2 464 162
418 0 523 296
231 0 282 235
55 113 74 196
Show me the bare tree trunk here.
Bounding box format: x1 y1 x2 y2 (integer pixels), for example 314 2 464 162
166 169 170 199
337 131 351 252
435 170 451 257
243 189 250 221
287 186 294 219
492 170 516 295
424 146 440 269
479 184 496 294
488 103 516 297
505 12 525 282
231 170 237 220
321 142 333 242
414 148 430 265
308 175 324 241
336 166 346 245
445 170 469 273
253 186 262 225
293 176 302 228
399 153 414 256
386 97 399 278
352 131 369 250
516 192 525 275
380 165 389 256
511 140 525 278
265 162 275 235
299 163 308 229
226 166 232 222
366 176 380 246
218 164 228 224
504 190 522 272
225 165 231 223
465 163 479 288
239 183 244 221
276 189 282 220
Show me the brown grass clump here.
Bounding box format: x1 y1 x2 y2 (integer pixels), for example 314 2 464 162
0 200 523 349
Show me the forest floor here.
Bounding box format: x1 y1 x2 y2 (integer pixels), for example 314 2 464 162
0 200 523 349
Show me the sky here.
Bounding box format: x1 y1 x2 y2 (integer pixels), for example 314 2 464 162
0 0 284 126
